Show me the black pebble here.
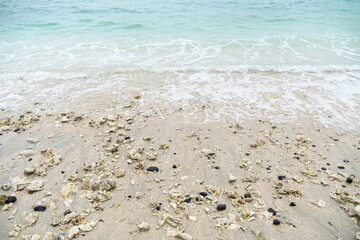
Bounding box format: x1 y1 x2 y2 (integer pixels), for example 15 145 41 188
172 164 177 169
199 192 208 197
312 145 316 147
195 197 199 201
13 128 21 132
217 204 226 211
268 208 276 215
128 195 132 198
214 166 220 169
0 132 3 136
28 158 32 162
266 167 271 171
5 196 17 204
61 171 65 174
34 205 46 211
321 167 326 171
326 163 330 165
290 202 296 207
155 205 161 211
124 136 131 140
278 176 285 180
147 166 159 172
20 115 24 118
245 153 250 156
343 159 349 163
184 198 191 203
338 166 345 169
273 219 281 225
244 193 251 198
64 209 71 215
208 153 215 156
346 177 353 184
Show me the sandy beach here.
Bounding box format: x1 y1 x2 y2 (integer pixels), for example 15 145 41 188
0 92 359 240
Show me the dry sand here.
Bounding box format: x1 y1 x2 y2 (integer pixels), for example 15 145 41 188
0 94 360 240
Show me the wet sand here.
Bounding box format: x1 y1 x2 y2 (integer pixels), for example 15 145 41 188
0 94 359 240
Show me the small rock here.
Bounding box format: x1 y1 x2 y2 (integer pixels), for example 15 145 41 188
0 194 7 204
137 221 151 231
68 226 80 239
355 205 360 218
25 213 38 226
290 202 296 207
244 193 251 198
176 232 193 240
64 209 71 215
27 180 43 192
268 208 276 216
273 219 280 225
31 234 41 240
346 177 353 184
34 205 46 211
5 196 17 204
217 204 226 211
199 192 208 197
228 174 236 182
24 168 35 175
26 138 39 144
146 166 159 172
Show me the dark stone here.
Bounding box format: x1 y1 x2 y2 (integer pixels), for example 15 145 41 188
343 159 349 163
244 193 251 198
128 195 132 198
124 136 131 140
34 102 40 106
326 163 330 165
28 158 32 162
273 219 280 225
195 197 199 201
64 209 71 215
34 205 46 211
346 177 353 184
217 204 226 211
312 145 316 147
20 115 24 118
266 167 271 171
321 167 326 171
147 166 159 172
184 198 191 203
155 205 161 211
278 175 285 180
172 164 177 169
199 192 208 197
214 166 220 169
13 128 21 132
290 202 296 207
208 153 215 156
268 208 276 215
0 132 3 136
245 153 250 156
5 196 17 204
61 171 65 174
338 166 345 169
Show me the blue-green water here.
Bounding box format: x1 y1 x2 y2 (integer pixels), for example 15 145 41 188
1 0 360 74
0 0 360 127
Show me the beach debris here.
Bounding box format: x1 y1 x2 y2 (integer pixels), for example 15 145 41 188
68 226 80 239
27 180 43 192
24 213 38 226
137 221 151 231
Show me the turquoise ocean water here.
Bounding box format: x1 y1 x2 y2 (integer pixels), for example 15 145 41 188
1 0 360 73
0 0 360 126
